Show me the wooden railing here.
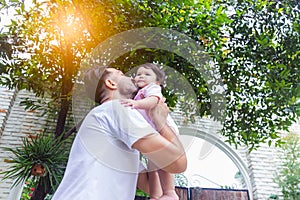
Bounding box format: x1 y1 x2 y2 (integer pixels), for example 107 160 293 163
135 187 250 200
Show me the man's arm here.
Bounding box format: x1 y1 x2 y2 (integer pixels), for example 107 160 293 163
133 125 187 173
132 101 187 174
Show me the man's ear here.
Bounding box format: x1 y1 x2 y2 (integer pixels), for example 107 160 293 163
104 79 117 89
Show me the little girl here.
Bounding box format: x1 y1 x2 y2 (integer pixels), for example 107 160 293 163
122 63 179 200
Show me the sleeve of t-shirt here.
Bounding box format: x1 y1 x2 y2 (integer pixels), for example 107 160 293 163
144 83 163 99
111 101 159 148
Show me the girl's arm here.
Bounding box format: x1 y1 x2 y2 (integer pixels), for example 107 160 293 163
120 96 159 110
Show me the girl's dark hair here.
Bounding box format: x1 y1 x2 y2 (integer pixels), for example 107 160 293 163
138 63 165 86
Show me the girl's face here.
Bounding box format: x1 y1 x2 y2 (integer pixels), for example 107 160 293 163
134 67 158 88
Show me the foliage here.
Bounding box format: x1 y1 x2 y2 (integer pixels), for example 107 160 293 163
21 178 37 200
174 173 188 187
109 0 300 150
135 189 150 198
0 34 12 73
296 87 300 116
0 0 99 137
220 0 300 150
269 194 279 199
109 0 230 122
0 133 69 192
274 132 300 200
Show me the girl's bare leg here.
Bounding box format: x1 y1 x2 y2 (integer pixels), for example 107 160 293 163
157 170 178 200
148 161 163 200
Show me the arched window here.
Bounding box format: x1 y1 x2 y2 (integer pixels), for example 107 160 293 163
177 127 253 200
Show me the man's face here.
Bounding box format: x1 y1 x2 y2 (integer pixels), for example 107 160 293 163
107 68 137 98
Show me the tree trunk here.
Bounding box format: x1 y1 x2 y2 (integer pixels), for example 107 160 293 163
54 97 72 138
30 175 51 200
54 39 74 138
32 37 75 200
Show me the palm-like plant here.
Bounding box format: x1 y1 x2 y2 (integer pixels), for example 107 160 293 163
1 133 69 192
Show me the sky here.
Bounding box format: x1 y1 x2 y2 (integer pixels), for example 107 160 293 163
0 0 33 33
0 8 11 33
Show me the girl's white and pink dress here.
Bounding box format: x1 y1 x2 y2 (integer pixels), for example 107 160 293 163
134 83 179 134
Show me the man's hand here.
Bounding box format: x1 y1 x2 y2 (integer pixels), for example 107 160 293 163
149 100 169 131
132 100 187 173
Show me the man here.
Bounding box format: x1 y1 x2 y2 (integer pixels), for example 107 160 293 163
52 66 187 200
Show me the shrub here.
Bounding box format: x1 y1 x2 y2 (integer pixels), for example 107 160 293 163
274 132 300 200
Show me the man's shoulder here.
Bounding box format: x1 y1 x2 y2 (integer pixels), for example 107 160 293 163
92 100 121 110
92 100 139 116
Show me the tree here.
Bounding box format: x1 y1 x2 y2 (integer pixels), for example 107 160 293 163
105 0 300 149
0 35 12 73
218 0 300 149
0 0 299 199
275 132 300 200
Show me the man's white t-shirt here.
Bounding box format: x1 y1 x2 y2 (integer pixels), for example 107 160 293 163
52 100 158 200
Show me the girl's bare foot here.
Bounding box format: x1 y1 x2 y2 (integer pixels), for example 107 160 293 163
159 190 179 200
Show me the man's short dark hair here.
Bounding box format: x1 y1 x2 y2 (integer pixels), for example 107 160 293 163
83 66 110 104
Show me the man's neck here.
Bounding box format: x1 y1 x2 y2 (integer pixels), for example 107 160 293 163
100 97 111 104
101 93 125 104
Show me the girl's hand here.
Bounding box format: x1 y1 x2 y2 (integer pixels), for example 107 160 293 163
120 99 139 108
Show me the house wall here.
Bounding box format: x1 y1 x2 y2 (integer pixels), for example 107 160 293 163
0 87 50 200
171 110 285 200
0 86 294 200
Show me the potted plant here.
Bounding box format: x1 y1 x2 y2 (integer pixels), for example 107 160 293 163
135 189 150 200
1 133 69 199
